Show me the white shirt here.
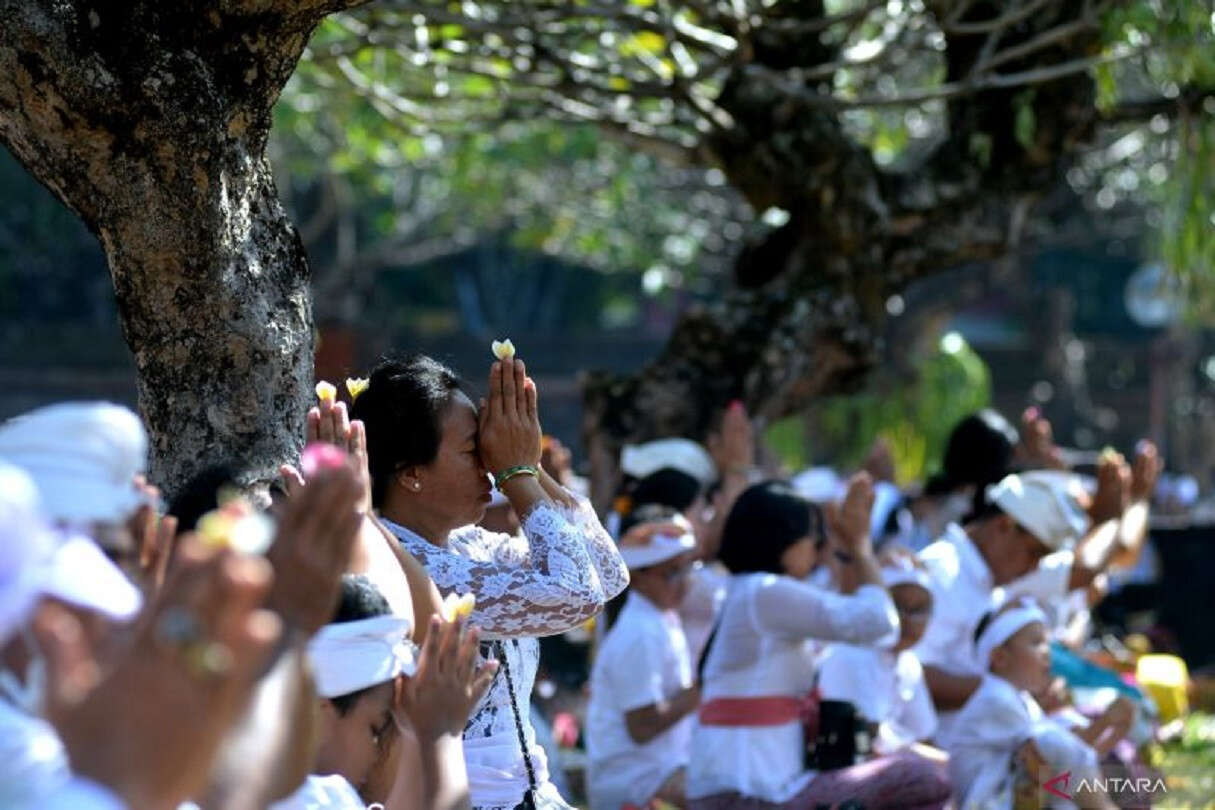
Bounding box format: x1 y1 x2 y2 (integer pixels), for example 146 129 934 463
817 645 937 754
0 697 71 805
385 492 628 810
678 563 727 665
269 774 366 809
939 674 1100 810
587 592 693 810
915 524 997 738
997 550 1092 644
38 777 126 810
687 575 898 803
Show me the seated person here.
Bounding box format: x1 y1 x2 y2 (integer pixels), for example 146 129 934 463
273 575 494 810
587 518 700 810
938 600 1122 810
817 557 939 756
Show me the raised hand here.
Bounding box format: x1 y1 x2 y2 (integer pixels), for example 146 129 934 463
1017 407 1066 470
1130 440 1162 503
825 472 876 553
478 358 542 478
707 400 754 478
39 539 280 810
304 391 372 511
265 463 363 635
1089 450 1131 525
394 614 498 740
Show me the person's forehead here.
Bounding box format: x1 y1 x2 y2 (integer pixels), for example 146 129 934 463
357 682 395 715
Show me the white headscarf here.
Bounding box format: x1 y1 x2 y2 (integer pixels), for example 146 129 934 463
0 402 149 526
307 615 417 698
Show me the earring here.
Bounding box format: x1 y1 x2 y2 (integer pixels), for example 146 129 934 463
412 482 422 492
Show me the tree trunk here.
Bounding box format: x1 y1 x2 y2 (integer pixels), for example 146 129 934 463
0 1 353 495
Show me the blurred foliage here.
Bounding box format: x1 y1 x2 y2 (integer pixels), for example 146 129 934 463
280 0 1215 321
1077 1 1215 322
770 332 991 484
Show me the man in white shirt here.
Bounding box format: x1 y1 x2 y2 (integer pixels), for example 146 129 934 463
587 519 700 810
916 472 1091 740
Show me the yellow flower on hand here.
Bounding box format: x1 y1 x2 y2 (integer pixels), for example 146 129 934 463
197 500 275 555
345 377 369 402
440 592 477 622
491 339 516 360
315 380 337 404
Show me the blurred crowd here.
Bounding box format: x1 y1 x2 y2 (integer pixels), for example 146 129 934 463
0 348 1183 810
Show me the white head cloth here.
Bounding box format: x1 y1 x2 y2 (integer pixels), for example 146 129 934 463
791 466 845 504
0 402 149 525
0 463 57 644
986 471 1091 551
618 513 698 570
975 601 1048 670
308 615 418 698
881 559 933 593
620 438 716 486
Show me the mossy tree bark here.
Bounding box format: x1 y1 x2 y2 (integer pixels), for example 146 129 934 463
0 0 367 495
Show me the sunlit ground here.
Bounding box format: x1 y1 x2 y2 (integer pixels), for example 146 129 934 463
1155 713 1215 808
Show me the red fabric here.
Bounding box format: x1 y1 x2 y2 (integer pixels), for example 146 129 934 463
698 695 807 727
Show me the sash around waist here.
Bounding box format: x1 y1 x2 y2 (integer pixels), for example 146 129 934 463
698 695 806 727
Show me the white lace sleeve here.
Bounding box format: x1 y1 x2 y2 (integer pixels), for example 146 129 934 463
398 496 628 639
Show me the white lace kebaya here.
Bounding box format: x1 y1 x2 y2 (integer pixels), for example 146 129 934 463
383 492 628 810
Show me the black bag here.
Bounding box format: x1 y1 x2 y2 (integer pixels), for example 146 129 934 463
805 699 870 771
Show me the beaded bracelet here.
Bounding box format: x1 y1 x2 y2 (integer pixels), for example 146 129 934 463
493 464 539 490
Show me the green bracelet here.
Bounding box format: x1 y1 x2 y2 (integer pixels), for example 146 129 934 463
494 464 539 490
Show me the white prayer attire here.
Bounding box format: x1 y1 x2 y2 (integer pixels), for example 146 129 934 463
938 674 1101 810
915 524 997 739
37 777 127 810
679 562 727 664
687 575 898 803
269 774 366 809
587 592 694 810
384 492 628 810
817 644 937 753
0 698 70 805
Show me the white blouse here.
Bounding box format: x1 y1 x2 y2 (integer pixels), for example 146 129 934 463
817 644 937 754
687 574 899 804
385 493 628 810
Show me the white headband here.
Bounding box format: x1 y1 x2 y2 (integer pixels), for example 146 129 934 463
308 615 417 698
619 515 697 570
975 602 1047 670
881 562 933 593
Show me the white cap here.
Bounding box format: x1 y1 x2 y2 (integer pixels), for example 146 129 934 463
617 516 697 570
0 463 57 644
986 471 1091 551
620 439 716 486
0 462 141 644
791 466 845 504
0 402 149 525
32 534 142 622
308 615 418 698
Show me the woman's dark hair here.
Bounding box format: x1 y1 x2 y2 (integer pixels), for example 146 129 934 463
629 468 702 514
928 410 1019 496
329 574 392 714
718 480 824 575
168 464 238 533
350 355 464 507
